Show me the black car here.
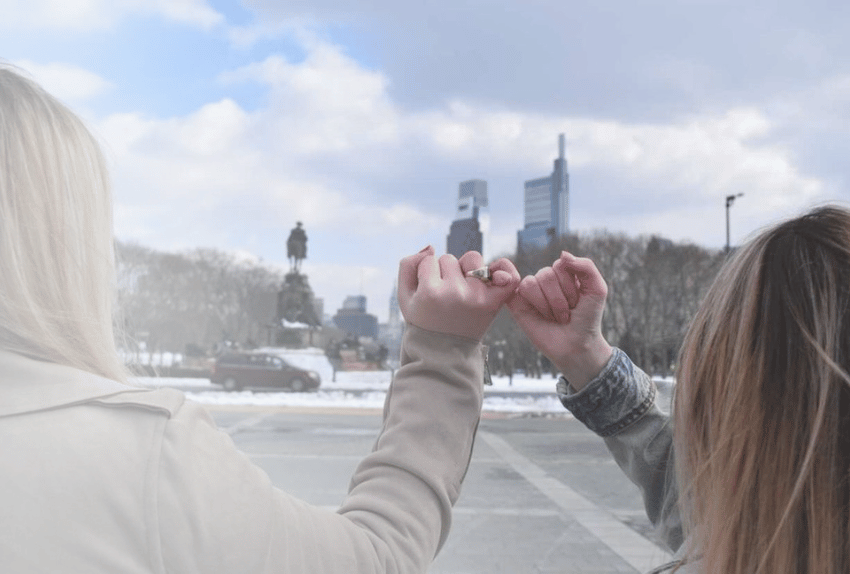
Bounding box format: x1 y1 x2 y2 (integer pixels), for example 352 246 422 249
211 352 321 392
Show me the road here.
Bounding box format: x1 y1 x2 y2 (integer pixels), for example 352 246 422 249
208 407 674 574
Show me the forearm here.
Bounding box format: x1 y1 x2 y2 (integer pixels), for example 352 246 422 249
602 406 682 552
157 325 484 574
558 349 683 552
338 325 485 572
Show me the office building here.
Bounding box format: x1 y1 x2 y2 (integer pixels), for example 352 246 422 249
447 179 488 258
332 295 378 340
517 134 570 253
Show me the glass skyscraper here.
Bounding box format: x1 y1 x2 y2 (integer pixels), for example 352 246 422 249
517 134 570 252
447 179 488 258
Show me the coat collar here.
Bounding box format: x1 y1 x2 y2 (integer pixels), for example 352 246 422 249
0 349 142 417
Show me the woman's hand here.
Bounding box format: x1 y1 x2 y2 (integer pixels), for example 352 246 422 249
507 251 612 390
398 246 520 341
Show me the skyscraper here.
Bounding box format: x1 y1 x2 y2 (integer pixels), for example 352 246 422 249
517 134 570 253
446 179 488 258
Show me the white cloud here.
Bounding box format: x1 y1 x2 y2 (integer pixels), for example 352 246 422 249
769 73 850 134
0 0 222 31
219 40 823 220
99 51 430 250
13 60 113 102
140 0 223 29
91 35 827 311
571 108 822 205
0 0 109 29
220 46 399 156
226 19 312 49
407 101 823 231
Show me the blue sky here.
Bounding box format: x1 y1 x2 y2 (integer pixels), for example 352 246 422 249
3 0 850 322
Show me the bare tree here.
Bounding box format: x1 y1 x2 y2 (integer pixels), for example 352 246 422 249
115 242 285 360
490 231 722 378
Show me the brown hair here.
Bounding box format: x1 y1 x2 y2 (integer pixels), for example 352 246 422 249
675 205 850 573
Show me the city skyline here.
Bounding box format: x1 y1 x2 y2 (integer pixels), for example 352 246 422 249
2 0 847 322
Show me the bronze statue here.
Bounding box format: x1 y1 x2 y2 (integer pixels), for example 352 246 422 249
287 221 307 272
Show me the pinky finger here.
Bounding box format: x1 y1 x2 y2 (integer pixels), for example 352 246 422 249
553 258 580 308
517 276 556 321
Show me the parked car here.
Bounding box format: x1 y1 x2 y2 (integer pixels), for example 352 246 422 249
211 352 321 392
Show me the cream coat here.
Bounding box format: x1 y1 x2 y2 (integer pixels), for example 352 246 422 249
0 325 485 573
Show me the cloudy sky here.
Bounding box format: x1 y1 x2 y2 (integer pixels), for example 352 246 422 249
3 0 849 322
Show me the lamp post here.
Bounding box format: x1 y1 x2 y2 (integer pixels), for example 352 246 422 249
725 193 743 252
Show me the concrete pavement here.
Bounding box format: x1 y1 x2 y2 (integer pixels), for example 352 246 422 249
209 408 673 573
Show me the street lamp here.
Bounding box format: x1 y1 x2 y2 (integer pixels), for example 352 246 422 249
725 193 743 252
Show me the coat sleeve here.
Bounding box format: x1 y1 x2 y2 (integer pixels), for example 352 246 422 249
557 348 683 553
154 324 484 574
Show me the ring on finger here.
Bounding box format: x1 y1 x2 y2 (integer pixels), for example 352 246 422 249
466 266 491 281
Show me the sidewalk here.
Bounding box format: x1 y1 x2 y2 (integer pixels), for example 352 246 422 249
430 419 673 573
218 404 675 573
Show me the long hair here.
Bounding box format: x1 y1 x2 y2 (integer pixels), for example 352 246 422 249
0 65 126 382
675 206 850 573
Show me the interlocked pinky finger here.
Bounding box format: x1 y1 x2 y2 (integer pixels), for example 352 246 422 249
517 275 555 321
536 266 571 322
553 258 580 308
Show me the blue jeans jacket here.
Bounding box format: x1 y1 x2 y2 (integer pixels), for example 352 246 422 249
557 348 696 573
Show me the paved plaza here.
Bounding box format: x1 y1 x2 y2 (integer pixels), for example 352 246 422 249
209 408 673 574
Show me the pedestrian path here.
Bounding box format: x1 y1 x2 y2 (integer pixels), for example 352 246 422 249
215 408 675 573
476 431 672 573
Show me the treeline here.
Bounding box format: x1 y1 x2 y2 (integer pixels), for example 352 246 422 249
115 231 725 376
115 242 285 357
486 231 726 378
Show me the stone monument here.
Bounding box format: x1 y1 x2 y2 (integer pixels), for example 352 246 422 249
277 222 320 346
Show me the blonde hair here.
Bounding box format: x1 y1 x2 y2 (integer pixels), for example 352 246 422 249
675 206 850 573
0 65 126 382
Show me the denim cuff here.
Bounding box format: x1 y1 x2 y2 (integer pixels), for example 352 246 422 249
556 348 656 437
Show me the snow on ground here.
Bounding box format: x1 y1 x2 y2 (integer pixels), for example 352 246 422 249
131 346 674 415
130 370 568 414
128 347 572 414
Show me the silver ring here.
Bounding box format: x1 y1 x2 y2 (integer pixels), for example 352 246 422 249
466 265 491 281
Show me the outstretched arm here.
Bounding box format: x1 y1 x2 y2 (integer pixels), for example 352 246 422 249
157 247 521 574
339 247 521 568
507 251 683 553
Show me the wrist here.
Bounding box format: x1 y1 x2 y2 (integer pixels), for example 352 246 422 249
555 337 613 392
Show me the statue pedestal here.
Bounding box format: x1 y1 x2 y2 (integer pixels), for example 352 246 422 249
276 273 320 347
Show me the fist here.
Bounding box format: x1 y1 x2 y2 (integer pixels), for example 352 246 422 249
397 247 520 341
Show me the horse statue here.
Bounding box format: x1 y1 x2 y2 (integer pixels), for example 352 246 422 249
287 222 307 273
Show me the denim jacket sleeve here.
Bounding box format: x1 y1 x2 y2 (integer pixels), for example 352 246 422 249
556 348 684 554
